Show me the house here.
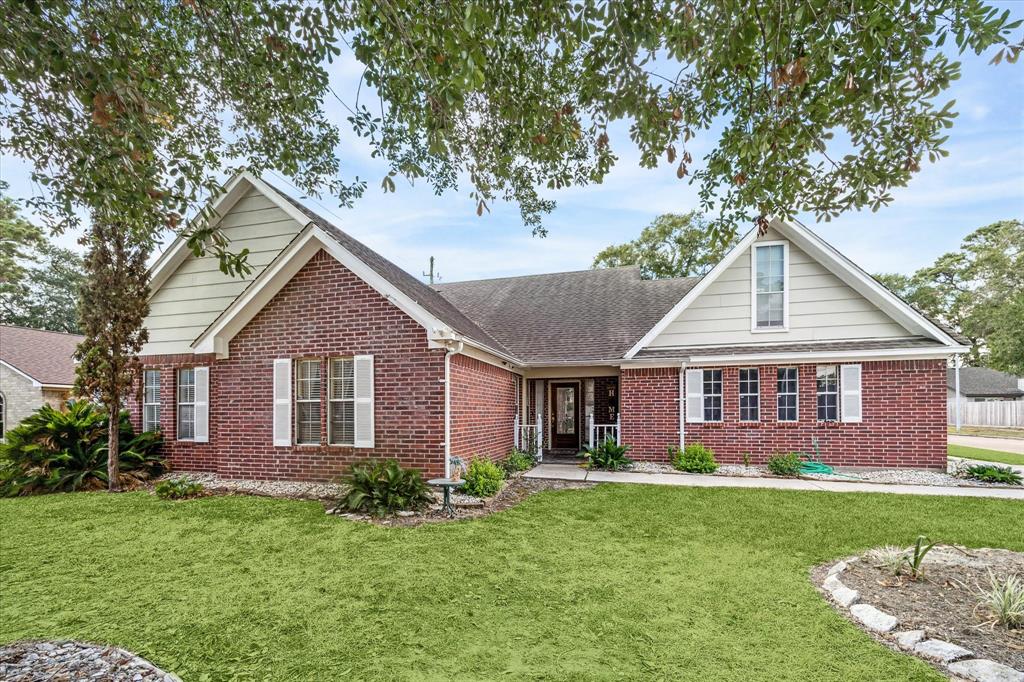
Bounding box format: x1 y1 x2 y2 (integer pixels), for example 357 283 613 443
0 325 84 439
131 172 968 479
947 367 1024 402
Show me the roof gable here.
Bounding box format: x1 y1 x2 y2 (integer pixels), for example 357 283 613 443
0 326 83 387
625 219 967 359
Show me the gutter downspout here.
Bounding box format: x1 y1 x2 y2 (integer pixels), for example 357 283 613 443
954 354 962 434
443 340 464 478
679 362 686 450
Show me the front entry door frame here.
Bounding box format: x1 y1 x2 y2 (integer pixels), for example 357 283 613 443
548 380 582 451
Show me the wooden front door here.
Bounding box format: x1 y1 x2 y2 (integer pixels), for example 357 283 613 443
550 382 580 450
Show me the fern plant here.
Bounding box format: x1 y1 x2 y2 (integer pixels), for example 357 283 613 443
336 460 433 516
0 402 165 496
583 438 632 471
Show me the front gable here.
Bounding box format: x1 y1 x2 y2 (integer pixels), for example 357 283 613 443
626 219 964 358
645 227 911 348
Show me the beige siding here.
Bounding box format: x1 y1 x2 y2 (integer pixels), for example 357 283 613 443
141 188 304 356
647 228 913 348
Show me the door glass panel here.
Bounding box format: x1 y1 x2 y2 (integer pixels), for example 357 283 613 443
556 387 575 434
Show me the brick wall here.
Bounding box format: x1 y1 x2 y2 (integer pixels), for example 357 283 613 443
620 360 947 470
449 353 517 464
134 249 447 481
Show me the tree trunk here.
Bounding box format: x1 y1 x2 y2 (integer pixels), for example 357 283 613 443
107 401 121 492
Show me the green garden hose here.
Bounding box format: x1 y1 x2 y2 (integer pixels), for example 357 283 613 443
798 438 836 475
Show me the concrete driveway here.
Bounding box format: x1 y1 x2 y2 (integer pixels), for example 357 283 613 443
948 434 1024 455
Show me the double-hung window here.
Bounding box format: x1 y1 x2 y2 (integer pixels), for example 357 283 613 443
296 359 322 445
816 365 839 421
703 369 723 422
143 369 161 433
777 367 799 422
753 242 787 329
738 368 760 421
177 368 195 440
328 358 355 445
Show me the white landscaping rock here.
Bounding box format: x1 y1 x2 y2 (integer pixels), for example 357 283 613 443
827 560 848 576
948 659 1024 682
894 629 926 650
849 604 898 632
823 574 842 591
913 638 972 663
831 585 859 607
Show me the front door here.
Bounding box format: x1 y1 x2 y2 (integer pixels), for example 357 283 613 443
551 382 580 450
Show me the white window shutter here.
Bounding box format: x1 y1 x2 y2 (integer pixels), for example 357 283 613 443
685 368 704 423
273 359 292 446
193 367 209 443
354 355 375 448
841 364 863 423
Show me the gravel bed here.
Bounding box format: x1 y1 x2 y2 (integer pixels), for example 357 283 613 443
627 461 1011 487
0 640 178 682
153 472 345 500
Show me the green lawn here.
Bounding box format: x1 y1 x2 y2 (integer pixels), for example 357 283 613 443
2 487 1022 681
948 443 1024 466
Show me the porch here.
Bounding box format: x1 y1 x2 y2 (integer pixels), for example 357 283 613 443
512 373 620 462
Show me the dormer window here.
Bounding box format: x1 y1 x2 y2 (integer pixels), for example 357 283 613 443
752 242 788 330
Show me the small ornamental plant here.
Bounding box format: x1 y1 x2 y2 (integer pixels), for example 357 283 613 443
462 458 504 497
336 460 433 517
964 464 1022 486
583 438 632 471
502 448 536 474
669 443 719 474
767 452 802 477
155 477 205 500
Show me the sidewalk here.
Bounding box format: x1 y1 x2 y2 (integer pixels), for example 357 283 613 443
524 464 1024 500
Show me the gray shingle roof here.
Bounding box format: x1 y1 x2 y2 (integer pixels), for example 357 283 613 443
947 366 1024 398
0 325 83 386
634 337 948 361
262 183 513 358
434 268 699 363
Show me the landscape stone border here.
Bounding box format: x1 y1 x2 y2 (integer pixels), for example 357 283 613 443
817 554 1024 682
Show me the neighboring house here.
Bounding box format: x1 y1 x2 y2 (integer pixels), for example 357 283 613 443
131 172 968 478
0 325 84 439
947 367 1024 403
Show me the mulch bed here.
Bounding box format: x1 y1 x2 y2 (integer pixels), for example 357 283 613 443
814 545 1024 671
326 475 594 527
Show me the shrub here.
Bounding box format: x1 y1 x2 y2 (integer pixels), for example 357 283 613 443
583 438 632 471
669 443 718 473
766 452 802 477
979 570 1024 628
502 448 536 475
964 464 1022 486
0 402 165 496
336 459 433 516
155 477 205 500
462 458 505 497
866 545 908 576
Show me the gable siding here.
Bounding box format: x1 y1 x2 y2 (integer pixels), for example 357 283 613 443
647 228 912 348
141 188 305 355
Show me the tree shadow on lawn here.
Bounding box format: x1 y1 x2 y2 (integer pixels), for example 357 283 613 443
0 485 1020 681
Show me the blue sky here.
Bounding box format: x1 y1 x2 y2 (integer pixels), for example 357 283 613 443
2 6 1022 283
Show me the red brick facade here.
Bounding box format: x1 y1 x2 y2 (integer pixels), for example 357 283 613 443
620 360 947 470
134 249 449 481
449 353 517 463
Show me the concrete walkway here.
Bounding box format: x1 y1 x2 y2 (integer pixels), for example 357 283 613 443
948 434 1024 455
525 464 1024 500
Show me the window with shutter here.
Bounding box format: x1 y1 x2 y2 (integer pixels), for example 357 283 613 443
295 359 322 445
684 368 704 423
193 367 209 443
177 368 195 440
272 359 292 446
328 358 355 445
143 369 161 433
702 369 723 422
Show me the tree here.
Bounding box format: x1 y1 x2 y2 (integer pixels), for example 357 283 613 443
876 219 1023 373
1 195 85 332
593 212 738 279
74 222 150 492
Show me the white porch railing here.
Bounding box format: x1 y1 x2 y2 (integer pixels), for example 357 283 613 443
513 414 543 461
587 414 620 447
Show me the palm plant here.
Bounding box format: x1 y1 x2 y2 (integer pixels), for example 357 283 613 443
336 460 433 516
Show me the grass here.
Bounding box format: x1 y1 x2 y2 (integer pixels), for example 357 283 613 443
948 425 1024 440
2 487 1023 681
948 444 1024 466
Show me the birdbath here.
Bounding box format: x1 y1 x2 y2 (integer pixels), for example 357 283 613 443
427 478 465 517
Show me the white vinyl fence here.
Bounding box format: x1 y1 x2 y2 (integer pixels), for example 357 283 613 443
948 400 1024 427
